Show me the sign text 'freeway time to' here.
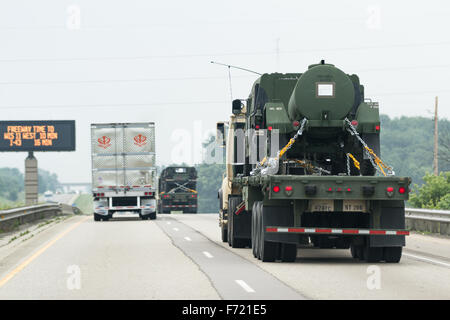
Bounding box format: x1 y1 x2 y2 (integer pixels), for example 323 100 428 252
0 120 76 151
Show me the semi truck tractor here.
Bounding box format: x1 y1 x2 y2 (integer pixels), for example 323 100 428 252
158 166 198 213
91 122 157 221
217 61 411 263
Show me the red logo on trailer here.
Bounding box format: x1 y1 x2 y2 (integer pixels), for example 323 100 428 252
134 134 147 147
98 136 111 149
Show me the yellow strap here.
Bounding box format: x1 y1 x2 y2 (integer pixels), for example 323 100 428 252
278 138 296 159
364 146 391 176
347 153 360 170
260 156 267 166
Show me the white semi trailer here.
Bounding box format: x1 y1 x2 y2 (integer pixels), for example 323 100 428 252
90 122 157 221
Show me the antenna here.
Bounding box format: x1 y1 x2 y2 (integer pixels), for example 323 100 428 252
210 61 261 103
210 61 262 75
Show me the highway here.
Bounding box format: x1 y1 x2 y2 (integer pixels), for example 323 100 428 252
0 213 449 299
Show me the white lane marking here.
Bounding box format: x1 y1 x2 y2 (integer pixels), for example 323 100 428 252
184 236 192 241
235 280 255 293
403 253 450 268
203 251 213 258
173 227 179 231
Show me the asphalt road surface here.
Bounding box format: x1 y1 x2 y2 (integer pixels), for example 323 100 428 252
0 213 449 299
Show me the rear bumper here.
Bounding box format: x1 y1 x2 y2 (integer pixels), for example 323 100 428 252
162 204 197 209
94 205 156 214
265 226 408 247
266 226 409 236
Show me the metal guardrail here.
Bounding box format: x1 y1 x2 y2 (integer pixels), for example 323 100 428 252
405 208 450 235
0 203 62 232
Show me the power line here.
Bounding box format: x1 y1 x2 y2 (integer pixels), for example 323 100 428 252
0 100 229 110
0 75 254 86
0 63 449 86
1 41 450 63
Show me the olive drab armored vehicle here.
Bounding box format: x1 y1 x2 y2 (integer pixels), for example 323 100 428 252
217 61 411 263
158 166 198 213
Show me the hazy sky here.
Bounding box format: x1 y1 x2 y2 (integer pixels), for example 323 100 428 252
0 0 449 183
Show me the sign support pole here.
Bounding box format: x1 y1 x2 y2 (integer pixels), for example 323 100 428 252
25 151 38 206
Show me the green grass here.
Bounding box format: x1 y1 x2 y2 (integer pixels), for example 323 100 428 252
0 198 25 210
73 194 93 215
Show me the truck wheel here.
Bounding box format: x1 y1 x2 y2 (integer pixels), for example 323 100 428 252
383 247 402 263
350 244 361 259
221 223 228 243
258 204 277 262
94 213 101 221
363 246 383 263
149 211 157 220
251 202 258 258
255 202 263 259
227 215 232 247
280 243 297 262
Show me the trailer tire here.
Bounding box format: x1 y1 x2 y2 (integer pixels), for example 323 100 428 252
258 204 277 262
350 244 361 259
251 202 258 258
94 213 101 221
383 247 402 263
363 246 383 263
280 243 297 262
149 211 157 220
255 202 262 259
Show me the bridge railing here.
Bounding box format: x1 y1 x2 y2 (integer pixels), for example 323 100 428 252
405 208 450 236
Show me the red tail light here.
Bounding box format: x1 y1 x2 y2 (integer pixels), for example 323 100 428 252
273 186 280 193
268 126 273 131
351 120 358 126
398 187 406 194
386 187 394 193
375 125 380 131
285 186 293 192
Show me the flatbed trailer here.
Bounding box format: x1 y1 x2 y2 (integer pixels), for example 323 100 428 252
228 174 410 262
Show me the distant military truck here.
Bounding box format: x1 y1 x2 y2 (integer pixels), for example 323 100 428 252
158 166 198 214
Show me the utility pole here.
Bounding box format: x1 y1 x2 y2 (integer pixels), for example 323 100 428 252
433 96 439 176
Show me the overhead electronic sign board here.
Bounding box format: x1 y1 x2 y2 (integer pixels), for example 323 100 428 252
0 120 76 151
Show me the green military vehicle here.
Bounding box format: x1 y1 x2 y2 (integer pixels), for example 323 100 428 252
158 166 198 213
217 61 411 263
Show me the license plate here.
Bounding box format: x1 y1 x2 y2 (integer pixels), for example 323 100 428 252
343 200 366 212
309 200 334 212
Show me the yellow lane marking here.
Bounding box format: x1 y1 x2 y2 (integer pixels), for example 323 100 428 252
0 215 90 288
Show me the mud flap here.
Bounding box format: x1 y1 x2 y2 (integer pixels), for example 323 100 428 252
263 206 300 244
370 204 406 247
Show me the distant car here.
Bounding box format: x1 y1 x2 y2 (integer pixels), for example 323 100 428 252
44 190 53 202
